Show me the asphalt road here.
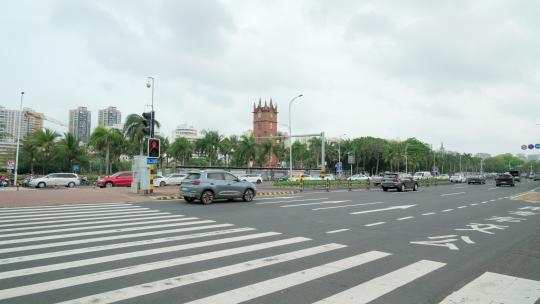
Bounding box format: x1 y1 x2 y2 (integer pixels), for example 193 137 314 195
1 180 539 304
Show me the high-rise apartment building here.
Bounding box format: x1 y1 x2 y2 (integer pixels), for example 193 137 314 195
0 106 41 142
69 107 91 142
98 106 121 127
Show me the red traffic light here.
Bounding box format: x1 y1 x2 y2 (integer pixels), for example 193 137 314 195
148 138 160 158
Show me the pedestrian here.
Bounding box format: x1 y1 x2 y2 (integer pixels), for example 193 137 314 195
0 175 4 187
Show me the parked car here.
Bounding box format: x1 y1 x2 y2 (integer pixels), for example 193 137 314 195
162 173 187 186
154 174 166 187
348 174 370 181
467 174 486 184
180 170 257 204
413 171 432 181
96 171 133 188
509 170 521 182
29 173 80 188
239 173 263 184
534 174 540 181
323 174 335 180
371 175 383 186
495 173 515 187
381 172 418 192
288 174 311 182
436 174 450 180
450 174 466 183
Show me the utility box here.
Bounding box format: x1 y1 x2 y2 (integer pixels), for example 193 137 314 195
131 156 150 193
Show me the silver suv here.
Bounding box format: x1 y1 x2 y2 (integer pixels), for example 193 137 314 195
180 170 257 204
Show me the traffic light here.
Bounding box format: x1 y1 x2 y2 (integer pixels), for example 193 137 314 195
142 112 153 136
148 138 160 158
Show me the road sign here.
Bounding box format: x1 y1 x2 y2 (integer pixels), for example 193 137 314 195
536 144 540 149
432 166 439 174
147 158 158 165
336 161 343 173
528 144 534 150
72 164 80 173
348 154 355 163
521 145 528 150
6 159 15 169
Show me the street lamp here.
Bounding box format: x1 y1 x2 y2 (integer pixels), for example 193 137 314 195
146 77 155 137
337 133 346 177
14 91 24 186
288 94 303 177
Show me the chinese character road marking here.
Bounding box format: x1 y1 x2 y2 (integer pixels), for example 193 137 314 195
486 216 526 223
455 223 508 235
410 235 475 251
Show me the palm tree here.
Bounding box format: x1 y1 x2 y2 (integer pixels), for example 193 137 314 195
219 137 234 167
90 126 124 175
22 133 40 174
237 134 256 167
259 139 273 167
198 130 222 166
123 114 160 155
33 129 60 174
169 137 193 167
58 132 83 172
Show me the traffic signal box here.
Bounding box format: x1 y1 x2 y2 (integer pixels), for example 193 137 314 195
148 138 160 158
142 112 153 136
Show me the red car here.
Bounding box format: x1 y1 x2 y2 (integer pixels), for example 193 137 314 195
97 171 133 188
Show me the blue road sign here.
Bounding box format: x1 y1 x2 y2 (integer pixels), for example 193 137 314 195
72 164 80 173
147 158 158 165
336 161 343 173
432 166 439 173
536 143 540 149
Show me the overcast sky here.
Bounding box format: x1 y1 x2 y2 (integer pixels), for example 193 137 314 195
2 0 540 155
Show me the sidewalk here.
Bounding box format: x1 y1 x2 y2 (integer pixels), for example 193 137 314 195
0 186 180 208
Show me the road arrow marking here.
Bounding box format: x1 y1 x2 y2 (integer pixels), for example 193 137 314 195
350 205 416 215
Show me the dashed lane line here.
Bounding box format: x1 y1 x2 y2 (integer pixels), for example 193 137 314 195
364 222 385 227
421 212 436 216
326 229 350 234
256 198 327 205
396 216 414 221
457 206 467 209
441 209 454 212
440 192 466 197
312 202 383 211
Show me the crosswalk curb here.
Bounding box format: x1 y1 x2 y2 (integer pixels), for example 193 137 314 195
257 191 296 196
155 196 182 201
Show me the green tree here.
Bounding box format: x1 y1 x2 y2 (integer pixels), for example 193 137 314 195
123 114 161 155
196 131 222 166
33 129 60 174
90 126 124 176
169 137 194 167
237 134 256 167
58 132 84 172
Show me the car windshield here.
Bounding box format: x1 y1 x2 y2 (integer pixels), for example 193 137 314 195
384 174 397 178
185 173 201 180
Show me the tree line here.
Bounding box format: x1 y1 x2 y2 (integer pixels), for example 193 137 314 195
6 113 539 176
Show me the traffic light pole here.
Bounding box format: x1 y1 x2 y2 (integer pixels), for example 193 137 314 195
147 77 155 138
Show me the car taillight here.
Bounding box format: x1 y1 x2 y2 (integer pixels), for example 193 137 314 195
191 179 201 185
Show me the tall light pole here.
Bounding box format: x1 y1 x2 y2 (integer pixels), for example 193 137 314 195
288 94 303 177
146 77 155 137
14 91 24 186
337 133 346 177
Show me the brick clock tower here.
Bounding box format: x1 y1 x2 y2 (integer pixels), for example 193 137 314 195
253 99 278 167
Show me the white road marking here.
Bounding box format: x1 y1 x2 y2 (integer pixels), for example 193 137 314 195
441 209 454 212
0 232 282 279
441 192 466 197
0 210 163 228
439 272 540 304
350 205 416 215
397 216 414 221
480 201 488 204
452 186 467 189
185 251 391 304
326 229 350 234
0 227 255 265
0 202 129 212
457 206 467 209
314 260 446 304
281 200 350 208
498 197 505 200
255 196 299 200
0 213 180 233
0 209 156 224
422 212 436 216
0 223 233 254
470 203 478 206
0 220 215 245
488 187 497 190
365 222 385 227
0 206 146 220
0 203 132 214
312 202 384 211
256 198 327 205
55 243 345 304
0 216 197 238
490 199 497 202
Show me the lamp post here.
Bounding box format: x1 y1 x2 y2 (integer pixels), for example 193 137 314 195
288 94 303 177
14 91 24 187
337 133 346 177
146 77 155 137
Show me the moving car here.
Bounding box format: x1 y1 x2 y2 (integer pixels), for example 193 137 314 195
495 173 515 187
450 174 466 183
158 173 187 186
348 174 370 181
96 171 133 188
29 173 80 188
180 170 257 204
381 172 418 192
467 174 486 184
509 170 521 182
239 173 263 184
413 171 432 181
436 174 450 180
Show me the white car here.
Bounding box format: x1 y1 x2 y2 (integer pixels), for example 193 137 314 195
348 174 370 181
413 171 433 181
323 174 335 180
240 174 263 184
154 174 166 187
450 174 466 183
162 173 187 186
29 173 80 188
436 174 450 180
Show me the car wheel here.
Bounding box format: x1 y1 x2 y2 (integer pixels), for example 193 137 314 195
382 187 388 192
38 182 46 188
256 180 262 184
496 184 500 187
184 197 195 202
160 181 166 187
413 184 418 191
68 182 75 188
201 190 214 205
243 189 255 202
106 182 113 188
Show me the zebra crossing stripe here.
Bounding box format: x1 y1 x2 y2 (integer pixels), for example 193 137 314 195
0 213 180 233
0 206 147 220
439 272 540 304
0 204 135 216
0 227 256 265
54 243 345 304
0 237 312 301
185 250 391 304
0 223 234 254
0 220 216 246
314 260 445 304
0 209 157 224
281 200 350 208
0 231 282 279
0 210 163 228
0 202 130 212
0 216 196 238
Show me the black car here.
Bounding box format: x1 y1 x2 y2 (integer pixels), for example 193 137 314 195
509 170 521 182
495 173 515 187
381 172 418 192
467 175 486 184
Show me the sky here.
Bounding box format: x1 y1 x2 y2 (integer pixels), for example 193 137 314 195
1 0 540 156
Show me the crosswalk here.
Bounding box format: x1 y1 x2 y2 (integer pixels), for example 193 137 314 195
0 202 538 304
